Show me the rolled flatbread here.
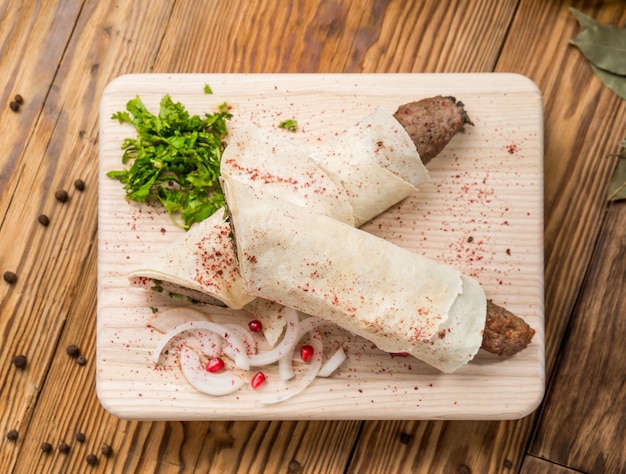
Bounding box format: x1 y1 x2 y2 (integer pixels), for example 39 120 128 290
223 177 487 372
129 209 253 309
130 107 429 313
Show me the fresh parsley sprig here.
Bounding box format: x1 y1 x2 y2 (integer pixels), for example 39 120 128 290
107 94 232 229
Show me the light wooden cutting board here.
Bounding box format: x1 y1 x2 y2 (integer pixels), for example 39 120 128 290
97 73 544 420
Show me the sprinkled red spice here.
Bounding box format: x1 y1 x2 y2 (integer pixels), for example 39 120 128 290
390 352 409 358
505 143 518 154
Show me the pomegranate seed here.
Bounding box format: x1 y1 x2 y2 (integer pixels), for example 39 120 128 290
300 344 315 362
251 371 266 389
205 357 225 373
248 320 263 332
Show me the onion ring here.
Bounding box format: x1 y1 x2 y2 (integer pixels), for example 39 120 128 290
247 307 300 367
179 346 245 396
317 346 347 377
260 330 324 404
152 319 250 370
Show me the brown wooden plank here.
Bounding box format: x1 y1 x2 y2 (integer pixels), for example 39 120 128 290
0 1 86 471
521 455 582 474
1 0 175 472
0 0 84 200
153 0 517 75
529 201 626 473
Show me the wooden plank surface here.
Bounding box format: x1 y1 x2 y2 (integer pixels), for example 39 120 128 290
0 0 624 472
529 201 626 474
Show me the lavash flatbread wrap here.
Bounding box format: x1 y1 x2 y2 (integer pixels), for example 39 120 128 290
130 107 429 313
222 177 487 373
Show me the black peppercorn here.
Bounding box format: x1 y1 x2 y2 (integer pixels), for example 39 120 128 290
3 271 17 284
74 179 85 191
86 454 98 465
9 101 19 112
66 344 80 358
54 189 69 203
38 214 50 226
12 355 27 369
101 444 112 456
58 442 70 453
41 442 53 453
459 464 472 474
7 429 18 441
399 431 413 445
14 94 24 105
77 355 87 366
76 432 86 443
287 460 301 473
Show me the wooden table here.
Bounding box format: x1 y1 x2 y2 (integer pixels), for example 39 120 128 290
1 1 624 472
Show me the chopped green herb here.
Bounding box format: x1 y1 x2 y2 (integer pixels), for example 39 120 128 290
278 119 298 132
107 94 232 229
204 84 213 94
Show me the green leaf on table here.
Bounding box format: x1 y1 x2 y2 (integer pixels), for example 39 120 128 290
591 64 626 100
570 26 626 76
570 8 626 75
570 8 598 31
607 141 626 201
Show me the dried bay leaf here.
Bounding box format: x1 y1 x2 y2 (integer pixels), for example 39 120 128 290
570 7 597 31
571 25 626 75
607 141 626 202
570 9 626 201
591 64 626 101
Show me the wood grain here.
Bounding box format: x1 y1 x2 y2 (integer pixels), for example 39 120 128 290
529 201 626 474
521 455 582 474
0 0 624 472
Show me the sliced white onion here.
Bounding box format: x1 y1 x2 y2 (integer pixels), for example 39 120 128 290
179 346 245 396
152 320 250 370
278 354 295 381
277 316 333 382
223 323 257 356
149 307 207 333
152 306 347 402
260 331 324 404
247 307 300 367
317 346 347 377
196 331 223 359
